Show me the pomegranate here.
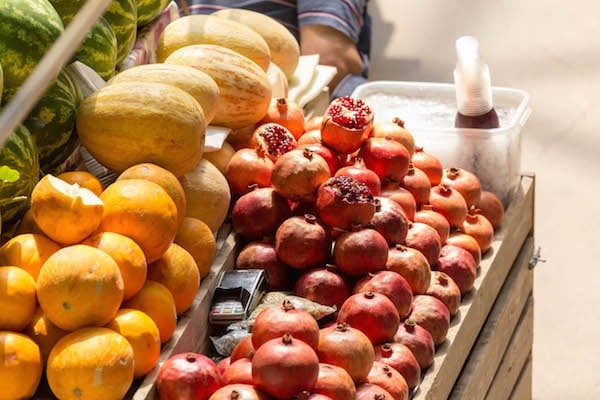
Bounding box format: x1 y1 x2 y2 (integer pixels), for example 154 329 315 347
393 319 435 370
312 363 357 400
370 117 415 156
386 244 431 295
297 129 322 146
367 361 409 400
335 157 382 196
156 352 223 400
374 342 421 390
217 357 231 377
271 148 331 202
426 271 462 318
298 142 341 175
460 206 495 254
231 187 292 240
411 147 443 186
208 383 271 400
337 291 400 345
227 124 258 151
259 97 305 139
368 197 409 246
317 322 375 383
381 184 417 221
225 148 274 196
359 137 411 184
333 228 389 277
294 264 352 309
229 336 255 362
476 190 505 229
294 392 334 400
428 184 469 228
407 295 451 346
251 298 320 350
275 214 332 269
354 271 413 319
404 222 442 268
315 175 376 231
320 96 373 154
222 358 254 385
441 167 481 208
435 244 478 296
305 115 325 132
252 122 297 161
400 164 431 207
236 239 296 291
355 383 395 400
414 205 450 244
252 333 320 399
446 232 482 266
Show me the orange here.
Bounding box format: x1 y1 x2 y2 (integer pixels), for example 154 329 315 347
82 231 147 301
24 307 69 365
174 216 216 278
148 243 200 315
117 163 187 229
105 308 161 378
0 331 42 399
36 244 124 331
14 208 43 235
56 170 104 196
46 327 134 400
30 174 104 245
0 266 37 331
99 178 179 263
0 233 61 280
124 280 177 343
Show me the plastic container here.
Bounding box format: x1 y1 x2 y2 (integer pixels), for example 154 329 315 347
351 81 531 206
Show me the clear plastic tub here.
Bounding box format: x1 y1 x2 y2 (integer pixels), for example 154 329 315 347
352 81 531 206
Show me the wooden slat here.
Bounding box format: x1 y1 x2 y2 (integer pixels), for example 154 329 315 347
449 237 534 399
414 175 535 400
485 300 534 400
510 356 533 400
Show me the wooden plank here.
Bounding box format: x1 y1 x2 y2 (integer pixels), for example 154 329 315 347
510 356 533 400
485 300 534 400
414 175 535 400
449 237 534 399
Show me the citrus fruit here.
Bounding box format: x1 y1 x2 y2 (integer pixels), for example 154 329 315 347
56 170 104 196
174 216 216 279
23 306 69 365
0 331 42 400
0 232 61 280
0 266 37 331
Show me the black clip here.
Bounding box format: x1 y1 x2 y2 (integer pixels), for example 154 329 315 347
529 246 546 269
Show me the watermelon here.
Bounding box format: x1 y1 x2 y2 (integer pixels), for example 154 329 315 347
0 0 64 105
0 124 40 229
104 0 138 64
136 0 170 27
24 67 83 175
74 16 118 81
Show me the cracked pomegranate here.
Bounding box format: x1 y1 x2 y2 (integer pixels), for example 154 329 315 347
321 96 373 154
252 122 297 161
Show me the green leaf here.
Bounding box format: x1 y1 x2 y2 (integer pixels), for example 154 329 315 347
0 165 21 183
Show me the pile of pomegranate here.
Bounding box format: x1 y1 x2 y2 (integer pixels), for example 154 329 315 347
156 96 506 400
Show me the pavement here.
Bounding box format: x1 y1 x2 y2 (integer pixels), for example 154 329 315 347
368 1 600 399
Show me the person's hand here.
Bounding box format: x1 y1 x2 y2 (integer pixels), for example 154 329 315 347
299 24 364 91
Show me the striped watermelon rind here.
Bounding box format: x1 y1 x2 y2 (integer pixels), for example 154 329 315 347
74 16 118 81
104 0 138 64
0 124 40 229
0 0 65 105
136 0 170 27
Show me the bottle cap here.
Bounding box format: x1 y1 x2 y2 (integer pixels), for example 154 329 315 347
453 36 494 116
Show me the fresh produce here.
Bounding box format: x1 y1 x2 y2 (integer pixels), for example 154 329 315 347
371 117 415 156
366 361 409 400
428 183 469 228
0 232 61 280
386 244 432 295
435 244 478 296
426 271 462 318
355 383 395 400
381 183 417 221
259 97 305 139
229 336 255 362
156 352 222 400
271 148 330 202
404 222 442 267
333 228 389 277
354 271 414 319
359 137 411 184
209 384 271 400
252 122 297 161
446 231 482 266
369 196 409 245
103 0 138 64
174 217 217 279
136 0 170 27
460 206 495 253
231 186 292 240
56 170 103 195
407 294 451 346
321 96 374 154
401 164 431 207
414 204 451 244
441 167 482 208
221 358 253 385
225 148 274 196
73 16 118 80
275 214 331 270
393 319 436 370
299 142 341 176
374 342 421 390
0 266 37 331
236 240 295 291
411 146 443 186
24 307 68 365
477 190 505 229
294 264 352 310
0 331 42 399
312 363 357 400
335 158 382 196
203 141 236 176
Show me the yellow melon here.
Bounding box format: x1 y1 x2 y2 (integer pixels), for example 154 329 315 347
0 233 61 280
0 331 42 399
202 141 236 176
174 217 216 279
56 170 104 196
0 266 37 331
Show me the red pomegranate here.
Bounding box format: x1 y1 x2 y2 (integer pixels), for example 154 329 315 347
216 357 231 377
317 322 375 384
370 117 415 156
400 164 431 207
294 264 352 309
381 184 417 221
305 115 325 132
315 175 377 231
227 124 258 151
435 244 478 296
374 342 421 390
476 190 504 229
411 147 443 186
355 383 395 400
441 167 482 208
229 336 255 362
297 128 322 146
393 320 435 370
333 228 389 277
426 271 462 318
236 239 296 291
354 271 413 319
367 361 409 400
231 187 293 240
337 291 400 345
221 358 253 385
259 97 305 139
207 384 271 400
335 157 382 196
298 142 341 175
428 184 469 228
295 392 334 400
274 214 331 270
271 148 331 202
252 333 320 399
446 232 482 266
320 96 374 154
414 205 450 244
225 148 274 196
252 122 297 162
460 206 495 254
407 294 451 346
386 244 431 295
312 363 357 400
404 222 442 268
359 137 411 185
156 352 223 400
368 197 409 246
